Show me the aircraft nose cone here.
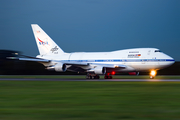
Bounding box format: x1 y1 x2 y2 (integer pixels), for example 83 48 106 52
158 53 175 69
166 55 175 65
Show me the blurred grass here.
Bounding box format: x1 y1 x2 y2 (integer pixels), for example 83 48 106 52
0 75 180 79
0 81 180 120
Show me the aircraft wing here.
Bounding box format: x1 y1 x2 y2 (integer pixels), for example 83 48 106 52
89 63 126 68
7 56 87 66
61 61 89 66
63 61 126 68
7 56 126 73
64 62 126 73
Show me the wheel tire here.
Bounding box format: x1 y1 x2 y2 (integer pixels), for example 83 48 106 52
150 76 154 79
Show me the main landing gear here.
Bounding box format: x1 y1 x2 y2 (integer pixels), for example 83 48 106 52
104 73 112 79
86 73 100 79
86 73 113 79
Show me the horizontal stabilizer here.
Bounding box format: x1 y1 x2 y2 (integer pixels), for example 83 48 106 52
19 58 50 62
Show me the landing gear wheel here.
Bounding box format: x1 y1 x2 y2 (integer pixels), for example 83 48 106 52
94 75 100 79
104 74 112 79
86 74 92 79
86 74 100 79
150 76 154 79
86 74 90 79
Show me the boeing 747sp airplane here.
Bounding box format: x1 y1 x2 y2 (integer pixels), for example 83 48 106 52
19 24 175 79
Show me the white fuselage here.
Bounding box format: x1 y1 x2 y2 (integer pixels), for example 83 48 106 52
38 48 174 72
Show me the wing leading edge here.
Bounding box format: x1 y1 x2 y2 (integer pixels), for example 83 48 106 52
8 57 126 72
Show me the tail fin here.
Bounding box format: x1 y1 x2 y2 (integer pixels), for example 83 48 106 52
31 24 64 55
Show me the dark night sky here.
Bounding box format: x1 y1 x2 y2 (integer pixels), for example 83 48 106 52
0 0 179 60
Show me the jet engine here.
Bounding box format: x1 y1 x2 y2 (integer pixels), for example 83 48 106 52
88 66 106 74
47 62 66 72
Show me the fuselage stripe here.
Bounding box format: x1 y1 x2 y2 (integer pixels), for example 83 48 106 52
60 59 174 62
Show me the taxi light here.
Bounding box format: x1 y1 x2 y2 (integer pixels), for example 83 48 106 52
114 65 118 68
150 70 156 76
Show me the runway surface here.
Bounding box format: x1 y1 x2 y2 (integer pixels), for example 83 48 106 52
0 78 180 81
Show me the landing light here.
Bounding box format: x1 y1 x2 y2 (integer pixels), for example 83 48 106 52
150 70 156 76
114 65 118 68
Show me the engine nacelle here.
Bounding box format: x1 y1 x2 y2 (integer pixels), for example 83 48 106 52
88 66 106 75
47 62 66 72
54 63 66 72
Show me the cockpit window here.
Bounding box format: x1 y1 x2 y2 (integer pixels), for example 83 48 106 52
155 50 161 52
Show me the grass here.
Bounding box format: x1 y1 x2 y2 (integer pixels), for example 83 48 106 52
0 81 180 120
0 75 180 79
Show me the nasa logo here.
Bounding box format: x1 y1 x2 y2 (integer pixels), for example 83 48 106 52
38 37 49 45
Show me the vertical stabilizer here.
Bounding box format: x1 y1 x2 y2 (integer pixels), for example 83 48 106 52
31 24 64 55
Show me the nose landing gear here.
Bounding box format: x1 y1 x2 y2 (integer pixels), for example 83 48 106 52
150 70 157 79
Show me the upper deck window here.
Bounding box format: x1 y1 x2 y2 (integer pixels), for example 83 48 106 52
155 50 161 52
